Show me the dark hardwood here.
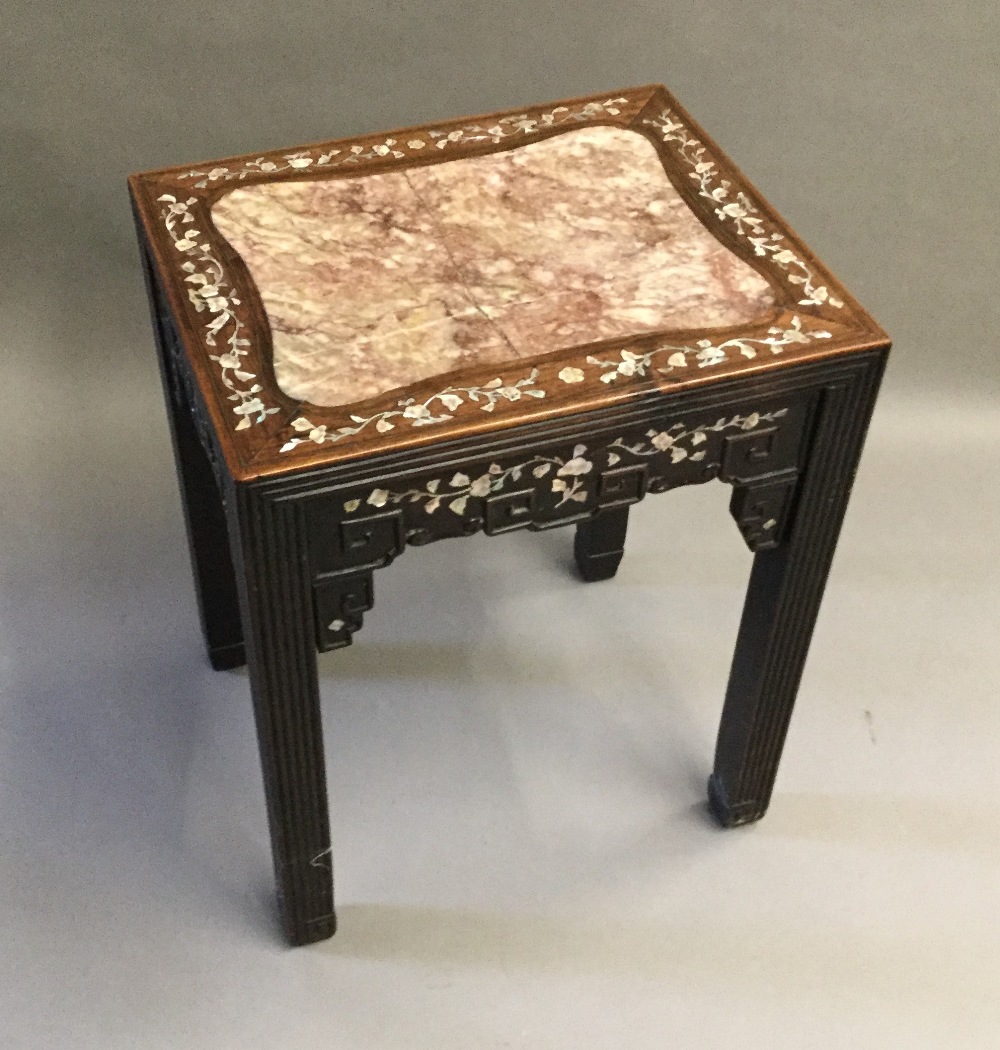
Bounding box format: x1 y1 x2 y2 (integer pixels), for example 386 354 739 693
230 486 335 945
574 507 630 582
139 245 246 671
130 86 890 945
710 354 886 826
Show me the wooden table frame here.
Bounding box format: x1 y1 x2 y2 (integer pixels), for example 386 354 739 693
130 85 889 945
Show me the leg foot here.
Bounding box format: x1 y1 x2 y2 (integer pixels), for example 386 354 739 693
209 641 247 671
574 506 629 582
707 773 767 828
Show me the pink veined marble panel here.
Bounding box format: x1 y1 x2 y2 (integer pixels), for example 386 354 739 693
211 126 776 408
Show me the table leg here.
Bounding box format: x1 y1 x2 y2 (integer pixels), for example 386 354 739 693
574 506 630 581
143 255 245 670
164 385 246 670
231 490 336 945
710 355 886 827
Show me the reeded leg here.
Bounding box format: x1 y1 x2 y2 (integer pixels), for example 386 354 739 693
231 491 335 945
574 506 630 581
710 357 886 827
141 252 245 670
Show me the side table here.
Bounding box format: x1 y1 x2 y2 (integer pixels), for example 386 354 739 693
129 85 889 945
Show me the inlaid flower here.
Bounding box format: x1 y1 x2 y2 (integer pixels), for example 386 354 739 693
558 367 585 383
437 393 464 412
779 323 811 344
216 351 242 369
287 156 313 168
407 139 425 149
695 342 727 367
557 456 592 477
649 431 674 451
402 404 432 420
234 397 265 417
495 386 522 401
469 475 492 498
367 489 390 508
309 426 328 443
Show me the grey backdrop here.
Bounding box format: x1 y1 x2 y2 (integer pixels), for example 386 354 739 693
2 3 998 1048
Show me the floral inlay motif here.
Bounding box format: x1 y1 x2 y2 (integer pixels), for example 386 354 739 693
583 315 830 384
278 320 828 453
280 369 545 452
155 94 848 443
644 112 845 310
158 194 279 428
343 409 786 518
175 99 631 188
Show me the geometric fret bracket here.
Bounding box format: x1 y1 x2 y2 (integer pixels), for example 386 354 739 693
313 571 375 651
484 488 538 535
728 470 799 552
596 464 647 508
719 399 813 484
307 505 406 577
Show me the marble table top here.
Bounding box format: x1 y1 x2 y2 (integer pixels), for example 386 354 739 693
131 86 879 478
211 126 775 409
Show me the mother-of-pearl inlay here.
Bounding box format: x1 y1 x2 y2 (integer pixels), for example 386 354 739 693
211 126 776 410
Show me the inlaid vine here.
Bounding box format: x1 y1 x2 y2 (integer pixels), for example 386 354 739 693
343 408 787 518
158 194 280 429
173 99 632 189
280 369 546 453
643 111 845 310
584 314 830 384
